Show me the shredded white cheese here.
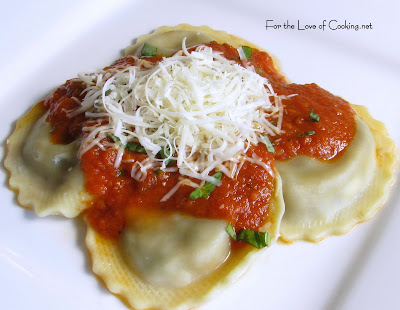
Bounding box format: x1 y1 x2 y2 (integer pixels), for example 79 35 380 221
71 39 286 183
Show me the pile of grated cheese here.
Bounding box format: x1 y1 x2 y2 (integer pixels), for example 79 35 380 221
70 40 286 184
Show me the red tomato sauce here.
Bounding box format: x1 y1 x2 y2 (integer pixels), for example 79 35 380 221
270 83 356 160
43 79 86 144
206 41 356 160
44 41 356 239
81 143 275 239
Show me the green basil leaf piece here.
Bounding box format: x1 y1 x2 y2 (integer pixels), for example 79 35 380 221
309 109 320 122
296 130 316 137
260 134 275 153
225 223 237 240
125 142 147 153
163 158 176 166
189 171 223 200
158 145 176 166
201 172 222 198
225 223 270 248
140 43 157 58
237 229 270 249
106 133 121 143
189 188 204 200
242 46 253 59
155 169 162 176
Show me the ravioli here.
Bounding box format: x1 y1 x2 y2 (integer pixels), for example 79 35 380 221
4 103 92 217
120 214 231 288
86 173 284 310
278 113 396 242
125 30 215 57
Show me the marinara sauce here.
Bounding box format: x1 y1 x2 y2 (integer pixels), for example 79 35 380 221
206 42 356 160
81 144 275 239
44 42 356 239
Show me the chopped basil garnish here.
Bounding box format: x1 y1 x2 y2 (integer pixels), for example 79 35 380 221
226 223 237 239
225 223 270 249
106 133 147 154
140 43 157 58
106 133 121 143
164 158 175 166
237 229 271 248
158 145 176 166
106 134 148 154
297 130 316 137
189 188 205 200
309 109 320 122
242 46 253 59
259 134 275 153
125 142 147 153
189 171 223 200
154 169 162 176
